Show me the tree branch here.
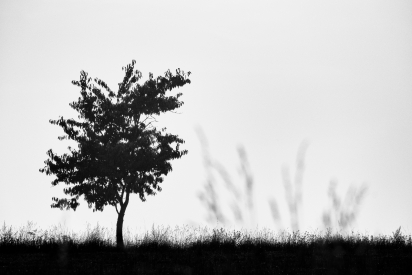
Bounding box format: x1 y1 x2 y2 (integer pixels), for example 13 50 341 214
119 184 125 207
133 114 140 127
141 115 151 124
124 187 130 208
115 187 122 203
115 203 120 215
169 110 182 114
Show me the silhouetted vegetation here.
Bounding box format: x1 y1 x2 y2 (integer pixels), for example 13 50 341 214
181 129 404 273
1 221 411 274
39 60 191 249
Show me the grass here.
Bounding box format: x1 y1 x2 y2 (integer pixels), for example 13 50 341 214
1 221 412 274
195 128 370 238
4 131 406 273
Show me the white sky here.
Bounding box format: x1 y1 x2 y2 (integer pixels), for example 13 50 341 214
1 0 412 240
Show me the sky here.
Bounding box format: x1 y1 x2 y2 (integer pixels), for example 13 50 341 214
1 0 412 241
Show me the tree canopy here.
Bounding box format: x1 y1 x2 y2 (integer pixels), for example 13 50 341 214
39 60 191 248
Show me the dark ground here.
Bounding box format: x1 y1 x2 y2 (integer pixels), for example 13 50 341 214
1 243 411 275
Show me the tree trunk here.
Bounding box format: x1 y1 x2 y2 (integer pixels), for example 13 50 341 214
116 206 126 250
116 188 130 250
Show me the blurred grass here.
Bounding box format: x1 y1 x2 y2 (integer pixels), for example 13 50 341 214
195 127 368 235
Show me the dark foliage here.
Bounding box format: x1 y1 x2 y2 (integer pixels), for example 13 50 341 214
39 60 191 248
1 224 412 274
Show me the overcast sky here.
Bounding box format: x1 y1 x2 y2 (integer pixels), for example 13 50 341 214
1 0 412 240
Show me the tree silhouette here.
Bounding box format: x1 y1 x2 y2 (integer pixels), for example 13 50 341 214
39 60 191 249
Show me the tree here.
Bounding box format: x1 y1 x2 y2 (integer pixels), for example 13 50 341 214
39 60 191 249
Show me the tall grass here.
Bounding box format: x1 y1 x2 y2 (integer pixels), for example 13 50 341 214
2 222 410 274
195 127 369 236
2 129 408 273
1 220 411 252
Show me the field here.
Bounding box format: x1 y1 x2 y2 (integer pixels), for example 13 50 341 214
1 221 411 274
4 138 408 274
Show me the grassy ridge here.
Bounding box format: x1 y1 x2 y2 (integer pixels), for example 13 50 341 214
1 221 411 274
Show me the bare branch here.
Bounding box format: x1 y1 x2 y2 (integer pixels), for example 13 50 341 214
149 115 158 123
169 110 182 114
141 115 151 124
